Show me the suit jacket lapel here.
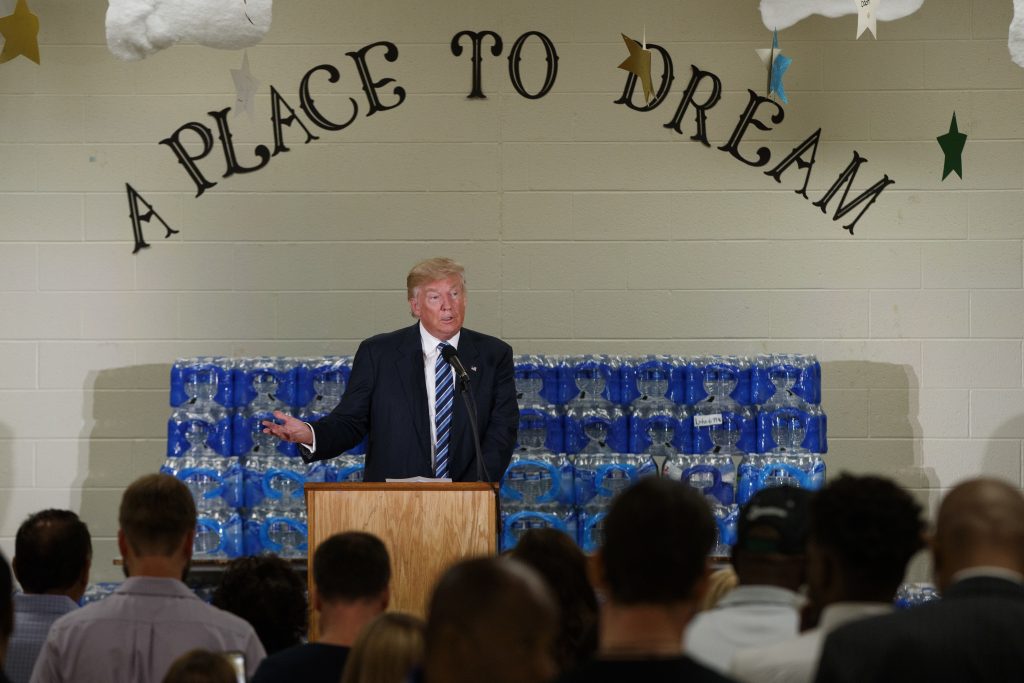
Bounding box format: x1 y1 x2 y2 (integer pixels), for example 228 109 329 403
395 324 430 463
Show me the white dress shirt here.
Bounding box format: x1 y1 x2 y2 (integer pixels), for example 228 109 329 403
729 601 892 683
685 585 803 674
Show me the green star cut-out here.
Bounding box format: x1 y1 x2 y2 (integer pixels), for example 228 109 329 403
937 112 967 181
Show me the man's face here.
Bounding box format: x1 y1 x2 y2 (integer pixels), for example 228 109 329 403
409 274 466 341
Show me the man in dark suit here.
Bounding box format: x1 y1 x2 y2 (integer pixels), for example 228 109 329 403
814 478 1024 683
263 257 518 482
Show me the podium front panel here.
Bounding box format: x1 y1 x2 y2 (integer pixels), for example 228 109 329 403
305 482 498 635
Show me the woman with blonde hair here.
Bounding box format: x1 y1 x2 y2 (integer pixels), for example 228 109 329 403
339 612 425 683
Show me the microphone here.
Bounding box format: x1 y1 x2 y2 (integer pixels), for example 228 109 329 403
441 344 470 385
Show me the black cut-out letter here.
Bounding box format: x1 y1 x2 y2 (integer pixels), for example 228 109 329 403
158 122 218 197
614 41 674 112
718 89 784 167
270 85 320 156
764 128 821 198
663 65 722 146
126 183 177 254
450 30 503 99
346 41 406 116
507 31 559 99
207 108 271 178
299 64 359 131
812 151 895 235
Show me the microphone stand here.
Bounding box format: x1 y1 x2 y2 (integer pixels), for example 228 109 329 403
455 372 490 483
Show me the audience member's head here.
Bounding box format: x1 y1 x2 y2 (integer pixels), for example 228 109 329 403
807 474 924 605
161 649 237 683
118 474 197 580
0 552 13 665
314 531 390 608
312 532 391 646
340 612 425 683
509 528 599 672
731 486 811 592
601 477 716 607
212 555 308 654
932 478 1024 592
13 509 93 602
699 566 739 611
425 557 558 683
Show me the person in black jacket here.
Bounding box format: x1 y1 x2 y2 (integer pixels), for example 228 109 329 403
263 257 518 482
815 478 1024 683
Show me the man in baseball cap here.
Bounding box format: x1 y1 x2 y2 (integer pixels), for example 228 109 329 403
685 486 811 674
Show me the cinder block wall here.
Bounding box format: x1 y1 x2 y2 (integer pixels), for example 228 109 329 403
0 0 1021 580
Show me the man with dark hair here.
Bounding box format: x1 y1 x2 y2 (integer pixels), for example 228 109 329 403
0 553 15 683
425 556 559 683
5 510 92 683
686 487 810 674
557 477 735 683
212 556 308 655
30 475 264 683
815 478 1024 683
252 531 391 683
731 475 924 683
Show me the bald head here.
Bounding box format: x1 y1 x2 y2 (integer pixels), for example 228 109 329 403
425 557 558 683
933 478 1024 591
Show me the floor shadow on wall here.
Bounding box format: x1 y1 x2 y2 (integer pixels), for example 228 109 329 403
76 364 170 582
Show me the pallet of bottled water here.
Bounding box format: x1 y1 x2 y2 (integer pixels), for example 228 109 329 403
161 356 368 560
500 354 827 556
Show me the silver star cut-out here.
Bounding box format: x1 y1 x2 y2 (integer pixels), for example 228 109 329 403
231 50 260 120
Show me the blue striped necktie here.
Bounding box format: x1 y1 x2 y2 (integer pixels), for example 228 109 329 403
434 342 454 478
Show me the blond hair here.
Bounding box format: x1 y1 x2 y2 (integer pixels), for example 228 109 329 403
406 257 466 300
340 612 425 683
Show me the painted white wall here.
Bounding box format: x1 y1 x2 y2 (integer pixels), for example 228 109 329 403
0 0 1021 580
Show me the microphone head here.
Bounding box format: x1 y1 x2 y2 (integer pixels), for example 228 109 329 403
441 344 459 363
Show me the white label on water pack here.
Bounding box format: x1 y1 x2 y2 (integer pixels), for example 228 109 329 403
694 413 724 428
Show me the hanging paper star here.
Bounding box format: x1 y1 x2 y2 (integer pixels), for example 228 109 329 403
0 0 40 65
231 50 260 120
755 30 792 104
936 112 967 180
857 0 879 39
617 33 654 104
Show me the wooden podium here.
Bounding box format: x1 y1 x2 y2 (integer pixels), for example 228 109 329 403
304 482 499 632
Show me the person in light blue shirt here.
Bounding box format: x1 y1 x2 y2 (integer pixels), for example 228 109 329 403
5 510 91 683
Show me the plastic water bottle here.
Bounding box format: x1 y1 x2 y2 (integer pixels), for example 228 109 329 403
245 503 308 558
193 501 243 559
168 365 233 457
578 499 609 553
234 363 294 457
564 356 628 454
500 502 577 552
514 355 565 453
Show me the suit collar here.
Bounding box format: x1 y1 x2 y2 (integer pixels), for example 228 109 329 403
945 575 1024 600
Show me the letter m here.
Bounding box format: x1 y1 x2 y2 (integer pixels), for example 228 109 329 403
811 151 894 235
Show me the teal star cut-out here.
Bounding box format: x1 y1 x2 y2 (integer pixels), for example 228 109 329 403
937 112 967 180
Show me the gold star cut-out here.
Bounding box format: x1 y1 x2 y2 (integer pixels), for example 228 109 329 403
617 33 653 104
0 0 40 65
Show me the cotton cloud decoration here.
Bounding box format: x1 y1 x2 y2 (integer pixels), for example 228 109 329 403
1010 0 1024 68
759 0 924 31
106 0 272 61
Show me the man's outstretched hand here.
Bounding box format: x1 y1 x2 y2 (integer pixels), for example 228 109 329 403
261 410 314 446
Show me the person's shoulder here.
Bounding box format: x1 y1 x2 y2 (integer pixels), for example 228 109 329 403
361 325 418 348
201 600 262 639
253 643 349 682
556 656 737 683
460 327 512 354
